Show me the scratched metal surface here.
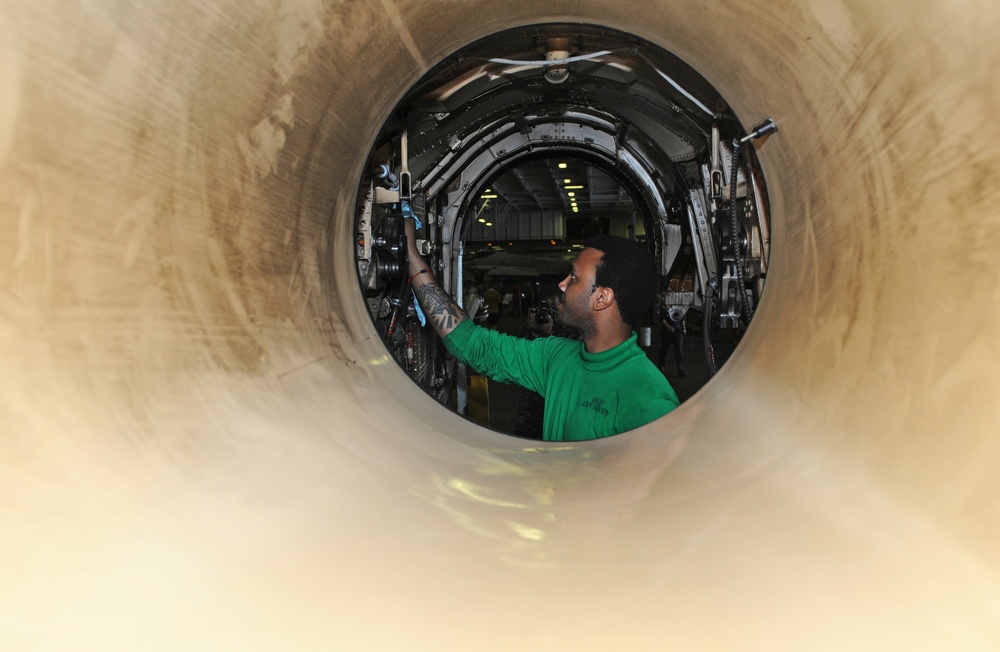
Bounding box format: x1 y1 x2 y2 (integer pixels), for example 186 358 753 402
1 0 999 649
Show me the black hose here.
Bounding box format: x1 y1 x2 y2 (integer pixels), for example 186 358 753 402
729 138 754 327
703 280 718 376
385 270 414 341
385 226 411 341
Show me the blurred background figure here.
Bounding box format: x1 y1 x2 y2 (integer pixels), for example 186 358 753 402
482 284 502 329
658 305 687 378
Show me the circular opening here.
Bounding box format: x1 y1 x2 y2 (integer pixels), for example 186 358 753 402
353 23 771 440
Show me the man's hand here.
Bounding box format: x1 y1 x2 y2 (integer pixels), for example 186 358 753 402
404 214 422 270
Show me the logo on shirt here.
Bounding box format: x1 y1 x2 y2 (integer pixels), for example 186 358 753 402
581 396 609 417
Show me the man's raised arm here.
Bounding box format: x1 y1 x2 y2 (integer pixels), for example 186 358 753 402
404 217 468 338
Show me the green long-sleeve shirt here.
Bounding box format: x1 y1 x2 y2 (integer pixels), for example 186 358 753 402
444 320 679 441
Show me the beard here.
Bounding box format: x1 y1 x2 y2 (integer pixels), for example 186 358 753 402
555 293 596 339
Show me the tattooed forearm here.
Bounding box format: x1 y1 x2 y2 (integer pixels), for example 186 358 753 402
404 221 467 337
415 279 468 336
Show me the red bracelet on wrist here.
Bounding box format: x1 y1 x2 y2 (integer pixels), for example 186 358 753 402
408 268 428 282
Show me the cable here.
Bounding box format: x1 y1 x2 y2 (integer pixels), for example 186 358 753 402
729 138 754 327
703 280 719 376
486 50 612 67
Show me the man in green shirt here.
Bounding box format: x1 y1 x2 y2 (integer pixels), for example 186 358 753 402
405 220 679 440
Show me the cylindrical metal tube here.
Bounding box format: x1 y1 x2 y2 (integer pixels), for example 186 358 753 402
2 1 999 649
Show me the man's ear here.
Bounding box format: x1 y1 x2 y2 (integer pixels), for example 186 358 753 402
592 286 616 312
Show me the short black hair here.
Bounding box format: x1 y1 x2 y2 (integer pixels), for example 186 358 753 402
584 234 657 328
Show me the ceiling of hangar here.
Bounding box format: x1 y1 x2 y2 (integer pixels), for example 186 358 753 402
390 24 730 226
484 159 636 218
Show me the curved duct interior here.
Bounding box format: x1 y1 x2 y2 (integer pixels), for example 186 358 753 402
3 1 1000 650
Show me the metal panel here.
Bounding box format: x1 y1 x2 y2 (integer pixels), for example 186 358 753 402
465 209 565 241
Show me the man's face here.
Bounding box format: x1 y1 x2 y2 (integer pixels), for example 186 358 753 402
556 247 603 336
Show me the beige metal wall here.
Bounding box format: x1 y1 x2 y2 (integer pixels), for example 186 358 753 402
2 1 999 649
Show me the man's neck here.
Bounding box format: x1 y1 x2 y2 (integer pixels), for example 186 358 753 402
583 323 633 354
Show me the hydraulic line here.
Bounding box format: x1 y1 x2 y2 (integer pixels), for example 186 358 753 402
703 280 719 376
729 138 754 327
385 269 411 341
